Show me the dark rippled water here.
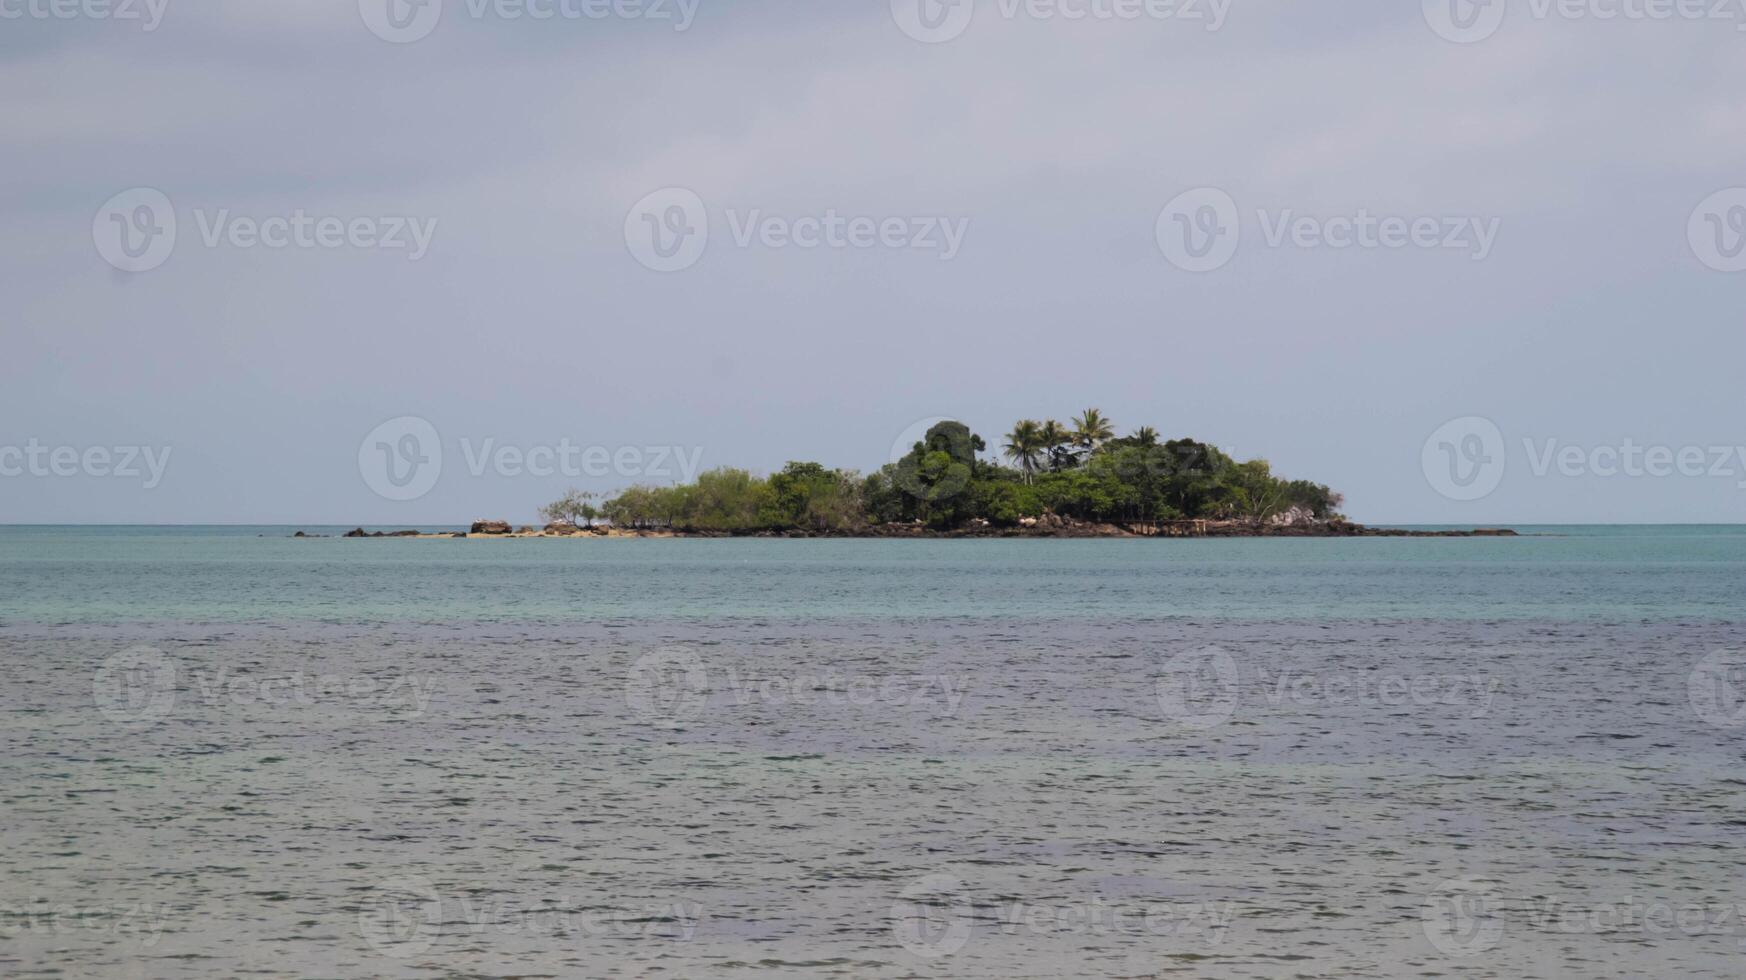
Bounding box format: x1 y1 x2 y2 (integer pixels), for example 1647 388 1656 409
4 526 1746 977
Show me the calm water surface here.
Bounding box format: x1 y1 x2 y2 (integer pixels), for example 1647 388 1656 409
3 526 1744 977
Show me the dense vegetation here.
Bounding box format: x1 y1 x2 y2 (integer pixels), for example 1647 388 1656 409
544 412 1343 533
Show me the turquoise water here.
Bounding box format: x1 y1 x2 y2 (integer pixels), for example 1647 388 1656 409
3 524 1745 623
5 526 1746 978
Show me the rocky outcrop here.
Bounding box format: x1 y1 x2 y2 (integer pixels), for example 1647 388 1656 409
470 521 512 535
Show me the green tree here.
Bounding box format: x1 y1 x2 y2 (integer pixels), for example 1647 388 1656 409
892 421 984 526
1072 408 1115 449
769 461 864 530
1002 420 1045 484
1039 420 1075 472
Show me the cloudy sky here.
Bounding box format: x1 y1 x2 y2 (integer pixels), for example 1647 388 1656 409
3 0 1743 524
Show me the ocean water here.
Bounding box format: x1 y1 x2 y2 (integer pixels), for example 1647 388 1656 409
3 526 1745 978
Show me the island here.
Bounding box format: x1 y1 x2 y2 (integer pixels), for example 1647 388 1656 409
315 413 1517 539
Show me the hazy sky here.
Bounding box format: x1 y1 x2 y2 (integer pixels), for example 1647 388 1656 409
3 0 1744 525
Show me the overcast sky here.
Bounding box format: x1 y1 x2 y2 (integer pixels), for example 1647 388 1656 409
3 0 1743 525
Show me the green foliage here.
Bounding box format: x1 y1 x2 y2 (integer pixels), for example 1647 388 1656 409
596 412 1344 533
1003 420 1045 482
769 461 864 531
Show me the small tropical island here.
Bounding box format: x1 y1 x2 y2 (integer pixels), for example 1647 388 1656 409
323 412 1516 539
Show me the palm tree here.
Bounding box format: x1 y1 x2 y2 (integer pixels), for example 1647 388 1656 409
1039 420 1073 472
1132 426 1160 447
1073 409 1115 449
1003 420 1045 483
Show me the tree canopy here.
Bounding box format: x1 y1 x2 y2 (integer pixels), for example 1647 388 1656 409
568 414 1343 533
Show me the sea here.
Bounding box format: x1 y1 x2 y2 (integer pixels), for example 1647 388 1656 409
3 525 1744 978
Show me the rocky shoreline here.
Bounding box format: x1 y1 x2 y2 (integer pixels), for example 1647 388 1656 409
300 518 1518 540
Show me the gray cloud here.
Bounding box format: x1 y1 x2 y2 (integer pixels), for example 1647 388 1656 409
3 0 1744 524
